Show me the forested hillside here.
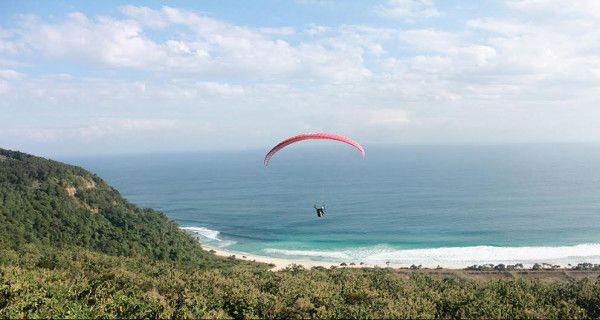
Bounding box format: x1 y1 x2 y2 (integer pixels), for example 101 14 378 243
1 148 600 319
0 148 233 267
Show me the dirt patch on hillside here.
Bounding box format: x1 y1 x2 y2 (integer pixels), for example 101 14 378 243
66 186 76 197
83 178 96 189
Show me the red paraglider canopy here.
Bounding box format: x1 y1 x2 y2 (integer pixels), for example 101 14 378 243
264 133 365 166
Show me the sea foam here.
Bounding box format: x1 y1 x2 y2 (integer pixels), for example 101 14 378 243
264 243 600 267
181 226 236 247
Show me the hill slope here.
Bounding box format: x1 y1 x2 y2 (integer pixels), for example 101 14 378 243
0 148 222 266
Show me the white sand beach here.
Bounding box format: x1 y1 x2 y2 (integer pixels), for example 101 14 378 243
202 245 584 271
203 246 380 270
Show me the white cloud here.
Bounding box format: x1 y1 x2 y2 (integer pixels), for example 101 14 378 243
79 118 178 138
8 7 373 82
0 57 28 68
196 81 245 96
5 4 598 105
305 24 330 36
466 14 600 85
3 3 600 154
20 12 166 68
0 29 24 55
0 69 23 79
0 118 181 143
119 5 169 28
0 81 7 94
368 109 410 126
377 0 441 20
505 0 600 17
467 18 534 36
259 27 296 36
399 29 461 52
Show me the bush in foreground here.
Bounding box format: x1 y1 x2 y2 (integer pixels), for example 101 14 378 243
2 245 600 319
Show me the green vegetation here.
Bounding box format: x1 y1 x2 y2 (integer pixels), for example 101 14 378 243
0 148 232 268
1 148 600 318
2 245 600 319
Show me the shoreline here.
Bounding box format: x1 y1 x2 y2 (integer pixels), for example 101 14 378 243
184 227 600 271
204 245 349 270
202 244 574 271
201 245 597 272
181 227 600 270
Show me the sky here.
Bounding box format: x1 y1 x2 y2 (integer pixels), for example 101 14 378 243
1 0 600 156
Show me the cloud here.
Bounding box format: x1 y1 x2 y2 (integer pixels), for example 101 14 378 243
399 29 462 52
0 29 25 55
467 18 534 36
505 0 600 17
0 81 7 94
5 4 598 105
259 27 296 36
118 5 169 28
19 12 166 68
465 14 600 85
0 118 181 143
305 24 331 36
0 69 23 79
78 118 178 138
3 2 600 154
7 7 372 82
368 109 410 126
377 0 441 20
196 82 245 96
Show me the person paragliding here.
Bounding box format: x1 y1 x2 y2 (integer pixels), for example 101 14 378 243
314 204 326 218
264 132 365 218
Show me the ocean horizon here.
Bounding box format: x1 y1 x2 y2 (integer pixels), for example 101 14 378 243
64 143 600 267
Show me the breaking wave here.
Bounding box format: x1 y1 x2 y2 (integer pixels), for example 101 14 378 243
264 243 600 267
181 226 236 247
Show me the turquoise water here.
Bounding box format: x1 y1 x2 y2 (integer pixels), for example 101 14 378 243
65 144 600 267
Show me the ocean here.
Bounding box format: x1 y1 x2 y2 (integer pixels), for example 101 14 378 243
65 143 600 267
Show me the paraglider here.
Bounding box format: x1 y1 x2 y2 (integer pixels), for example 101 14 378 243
264 133 365 218
263 133 365 166
314 204 326 218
